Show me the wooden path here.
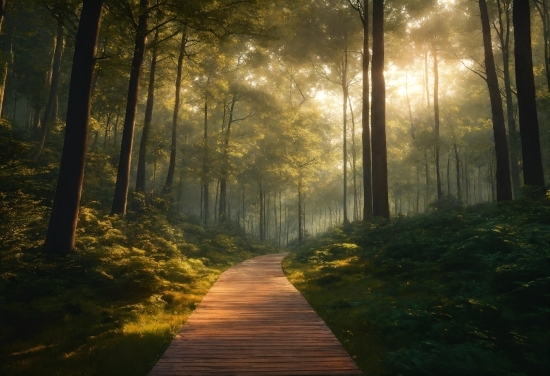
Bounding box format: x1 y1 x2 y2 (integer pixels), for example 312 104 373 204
148 252 362 376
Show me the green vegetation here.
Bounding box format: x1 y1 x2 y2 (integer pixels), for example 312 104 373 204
284 198 550 376
0 122 275 376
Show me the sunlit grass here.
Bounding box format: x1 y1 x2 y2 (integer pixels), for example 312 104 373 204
0 152 276 375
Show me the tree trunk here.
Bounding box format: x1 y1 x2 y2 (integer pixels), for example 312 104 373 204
44 0 104 253
136 28 159 192
534 0 550 91
113 107 120 146
164 31 186 192
433 46 442 201
350 103 358 221
0 0 10 119
298 183 303 244
111 0 149 215
496 0 521 196
371 0 390 219
454 143 461 202
479 0 513 201
202 96 209 223
103 112 112 148
342 46 349 225
220 93 236 222
360 0 373 222
513 0 546 192
259 184 264 240
35 20 65 160
446 152 450 196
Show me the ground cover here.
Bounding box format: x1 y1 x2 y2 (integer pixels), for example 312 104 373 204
283 198 550 376
0 125 275 375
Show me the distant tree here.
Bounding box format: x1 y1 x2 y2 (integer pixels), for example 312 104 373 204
43 0 104 253
35 19 65 159
513 0 546 193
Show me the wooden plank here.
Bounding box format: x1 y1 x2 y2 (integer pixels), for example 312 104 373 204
148 252 362 376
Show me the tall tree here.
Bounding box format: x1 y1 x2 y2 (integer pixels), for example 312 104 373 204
135 28 159 192
342 45 350 225
111 0 150 214
495 0 521 196
478 0 512 201
349 0 372 222
164 30 186 192
43 0 104 253
513 0 546 193
371 0 389 219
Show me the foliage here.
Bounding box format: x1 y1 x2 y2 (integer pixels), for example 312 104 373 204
283 200 550 376
0 133 276 376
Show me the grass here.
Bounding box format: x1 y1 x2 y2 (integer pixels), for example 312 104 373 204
0 121 276 375
283 197 550 376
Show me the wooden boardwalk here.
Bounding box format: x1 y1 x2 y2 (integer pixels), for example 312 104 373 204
148 252 362 376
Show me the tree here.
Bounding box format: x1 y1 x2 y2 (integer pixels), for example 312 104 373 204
135 28 159 192
371 0 389 219
111 0 150 215
355 0 373 222
495 0 521 197
513 0 546 193
533 0 549 91
43 0 104 253
0 0 8 117
35 18 65 159
478 0 512 201
164 30 186 193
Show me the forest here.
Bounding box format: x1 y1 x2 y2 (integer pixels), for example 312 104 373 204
0 0 548 375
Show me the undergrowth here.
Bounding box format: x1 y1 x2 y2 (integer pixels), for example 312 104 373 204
284 198 550 376
0 121 275 376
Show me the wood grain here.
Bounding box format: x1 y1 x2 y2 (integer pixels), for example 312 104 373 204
148 252 362 376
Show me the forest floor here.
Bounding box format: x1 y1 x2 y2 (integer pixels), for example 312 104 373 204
283 197 550 376
0 122 276 375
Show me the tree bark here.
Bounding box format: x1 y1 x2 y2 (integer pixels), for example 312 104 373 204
371 0 390 219
111 0 150 215
44 0 104 253
479 0 513 201
513 0 546 192
164 31 186 192
35 20 65 159
136 28 159 192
